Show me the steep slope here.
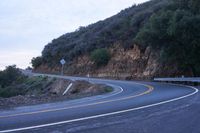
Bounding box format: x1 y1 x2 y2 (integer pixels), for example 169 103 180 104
32 0 200 79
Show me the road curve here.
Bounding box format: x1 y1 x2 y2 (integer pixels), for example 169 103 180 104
0 75 198 133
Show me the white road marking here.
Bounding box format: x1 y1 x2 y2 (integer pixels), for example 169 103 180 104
0 84 198 133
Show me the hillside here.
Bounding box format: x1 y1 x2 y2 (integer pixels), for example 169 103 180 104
32 0 200 79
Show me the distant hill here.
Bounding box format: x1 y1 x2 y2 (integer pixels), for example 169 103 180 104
32 0 200 79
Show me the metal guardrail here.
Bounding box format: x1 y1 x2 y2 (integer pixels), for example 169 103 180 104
154 77 200 83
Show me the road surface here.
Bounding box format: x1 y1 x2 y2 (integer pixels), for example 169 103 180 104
0 74 199 133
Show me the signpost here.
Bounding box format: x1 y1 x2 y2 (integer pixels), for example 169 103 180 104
60 59 66 76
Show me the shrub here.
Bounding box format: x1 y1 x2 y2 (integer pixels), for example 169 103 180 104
0 65 26 88
31 56 43 69
90 48 111 66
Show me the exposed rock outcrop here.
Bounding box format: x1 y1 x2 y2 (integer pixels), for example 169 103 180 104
35 44 167 80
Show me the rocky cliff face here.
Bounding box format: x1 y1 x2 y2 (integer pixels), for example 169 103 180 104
36 44 174 79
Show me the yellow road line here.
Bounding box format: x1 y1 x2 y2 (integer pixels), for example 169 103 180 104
0 83 154 119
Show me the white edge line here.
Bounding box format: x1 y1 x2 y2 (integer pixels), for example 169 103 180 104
0 84 198 133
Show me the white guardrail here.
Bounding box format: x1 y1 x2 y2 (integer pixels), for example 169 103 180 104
154 77 200 83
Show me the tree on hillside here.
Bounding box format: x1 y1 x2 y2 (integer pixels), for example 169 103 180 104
134 10 174 49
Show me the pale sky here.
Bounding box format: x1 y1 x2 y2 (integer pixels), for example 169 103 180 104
0 0 148 70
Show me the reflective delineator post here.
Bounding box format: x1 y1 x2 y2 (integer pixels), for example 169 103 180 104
87 73 90 82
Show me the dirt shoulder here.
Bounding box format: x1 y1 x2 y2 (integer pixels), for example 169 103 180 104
0 76 113 109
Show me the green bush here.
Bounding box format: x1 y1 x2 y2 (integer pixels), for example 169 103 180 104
90 48 111 66
31 56 43 69
0 65 26 88
0 65 53 98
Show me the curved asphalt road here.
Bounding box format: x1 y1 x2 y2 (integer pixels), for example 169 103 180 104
0 74 198 133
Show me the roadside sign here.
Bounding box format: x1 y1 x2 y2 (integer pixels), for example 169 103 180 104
60 59 66 65
60 58 66 76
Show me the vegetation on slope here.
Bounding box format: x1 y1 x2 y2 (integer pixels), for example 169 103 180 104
0 65 27 88
0 65 54 98
0 66 113 108
32 0 200 76
135 0 200 76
